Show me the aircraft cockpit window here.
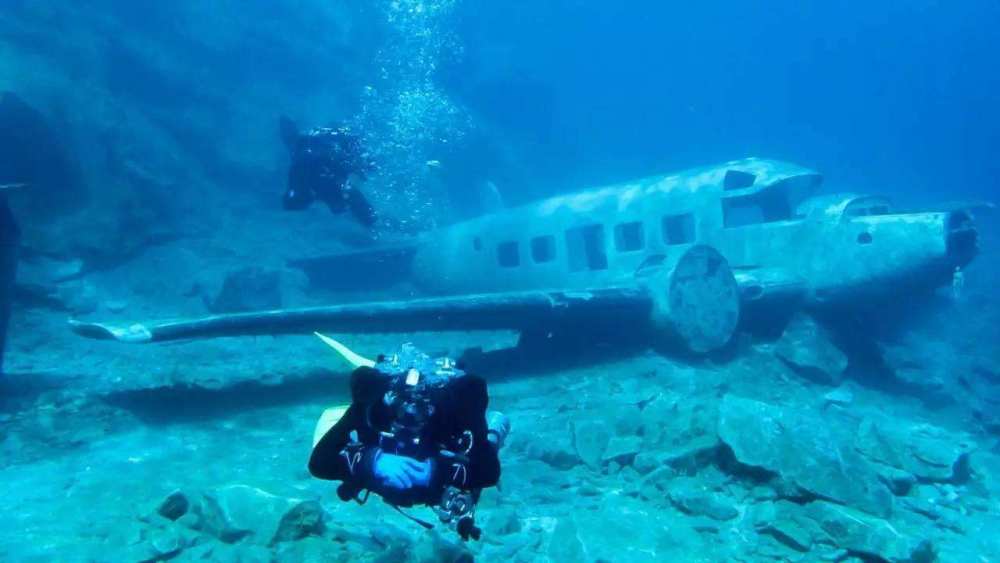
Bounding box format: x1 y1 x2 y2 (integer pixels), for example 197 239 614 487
723 192 793 228
844 202 892 218
565 224 609 272
614 221 645 252
531 235 556 263
724 170 757 190
662 213 695 245
497 241 519 268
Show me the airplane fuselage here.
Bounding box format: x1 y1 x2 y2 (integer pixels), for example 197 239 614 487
409 158 976 307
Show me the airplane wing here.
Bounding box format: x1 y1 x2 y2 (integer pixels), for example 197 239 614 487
69 288 652 344
70 245 755 353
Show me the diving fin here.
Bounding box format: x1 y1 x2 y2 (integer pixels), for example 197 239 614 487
314 332 375 368
312 404 350 448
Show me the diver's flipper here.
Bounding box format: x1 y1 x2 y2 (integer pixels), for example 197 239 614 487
314 332 375 368
312 404 350 448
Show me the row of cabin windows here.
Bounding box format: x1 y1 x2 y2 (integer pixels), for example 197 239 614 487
490 213 696 269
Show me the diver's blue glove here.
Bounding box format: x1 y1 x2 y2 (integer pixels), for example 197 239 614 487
372 451 433 491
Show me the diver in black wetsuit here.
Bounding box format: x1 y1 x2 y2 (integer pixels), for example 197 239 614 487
309 342 509 541
0 188 19 374
279 116 379 228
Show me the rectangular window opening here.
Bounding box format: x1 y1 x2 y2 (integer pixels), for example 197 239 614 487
497 241 519 268
723 192 792 228
614 221 645 252
531 235 556 263
662 213 695 245
565 224 608 272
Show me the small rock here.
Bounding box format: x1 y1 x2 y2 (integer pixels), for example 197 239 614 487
668 479 739 521
822 385 854 407
183 492 250 544
632 452 661 475
148 527 185 559
752 500 818 553
270 499 325 545
636 466 674 501
524 439 579 469
602 436 642 466
878 467 917 496
773 314 847 385
571 420 611 470
157 490 190 521
485 507 522 536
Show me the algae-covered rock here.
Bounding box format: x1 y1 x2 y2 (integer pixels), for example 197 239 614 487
773 314 847 385
157 489 190 521
270 499 325 545
718 395 893 517
213 484 325 546
667 478 739 521
602 436 642 466
524 438 579 469
571 419 611 470
485 506 522 536
181 492 250 544
547 518 586 563
805 501 933 562
751 500 820 553
855 417 976 483
822 385 854 407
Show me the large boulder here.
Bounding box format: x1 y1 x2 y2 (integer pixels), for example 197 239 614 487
718 395 893 517
204 268 283 313
855 417 976 483
772 314 847 385
751 500 935 562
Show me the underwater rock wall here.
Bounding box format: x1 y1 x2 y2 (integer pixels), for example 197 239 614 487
0 1 371 263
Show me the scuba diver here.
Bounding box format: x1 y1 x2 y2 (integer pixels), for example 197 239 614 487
308 334 509 541
279 116 379 228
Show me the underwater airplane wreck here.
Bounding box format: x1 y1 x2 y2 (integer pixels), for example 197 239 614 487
70 158 979 354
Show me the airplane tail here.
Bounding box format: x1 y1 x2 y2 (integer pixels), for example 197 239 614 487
477 180 504 213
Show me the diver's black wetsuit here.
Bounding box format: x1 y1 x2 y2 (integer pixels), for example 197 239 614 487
309 366 501 508
281 120 378 228
0 196 18 373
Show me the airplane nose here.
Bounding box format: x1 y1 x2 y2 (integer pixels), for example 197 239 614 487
946 210 978 267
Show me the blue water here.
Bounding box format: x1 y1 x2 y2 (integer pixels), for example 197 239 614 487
448 1 1000 205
